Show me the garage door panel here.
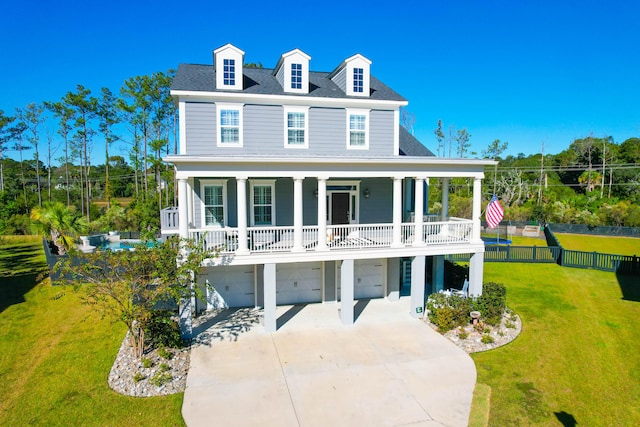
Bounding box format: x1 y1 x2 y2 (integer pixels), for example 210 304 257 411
201 266 255 308
276 262 322 305
337 259 385 300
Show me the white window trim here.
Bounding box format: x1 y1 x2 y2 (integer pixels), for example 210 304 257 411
250 180 276 226
346 108 370 150
283 106 309 148
200 179 228 228
216 103 244 147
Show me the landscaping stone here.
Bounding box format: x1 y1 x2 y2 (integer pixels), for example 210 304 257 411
108 332 190 397
424 309 522 353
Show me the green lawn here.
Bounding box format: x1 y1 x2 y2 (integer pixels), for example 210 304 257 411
555 233 640 256
0 236 185 426
473 263 640 426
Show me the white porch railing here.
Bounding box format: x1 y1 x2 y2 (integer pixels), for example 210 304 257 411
189 220 474 254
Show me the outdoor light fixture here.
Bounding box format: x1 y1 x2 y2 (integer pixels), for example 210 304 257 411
363 188 370 198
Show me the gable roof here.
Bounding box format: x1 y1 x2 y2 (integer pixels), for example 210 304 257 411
171 63 406 102
399 127 435 157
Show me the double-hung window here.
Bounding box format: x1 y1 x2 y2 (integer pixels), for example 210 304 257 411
353 67 364 93
216 103 243 147
251 181 276 226
291 63 302 89
223 59 235 86
201 180 227 227
284 106 309 148
346 109 369 149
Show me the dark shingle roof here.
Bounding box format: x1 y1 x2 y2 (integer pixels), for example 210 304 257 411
171 64 406 102
399 127 435 157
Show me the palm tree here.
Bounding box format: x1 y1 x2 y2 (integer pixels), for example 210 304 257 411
30 202 87 255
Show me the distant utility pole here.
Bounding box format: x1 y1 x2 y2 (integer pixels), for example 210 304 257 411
601 138 606 198
538 141 544 204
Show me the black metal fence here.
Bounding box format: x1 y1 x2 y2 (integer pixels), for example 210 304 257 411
446 225 640 275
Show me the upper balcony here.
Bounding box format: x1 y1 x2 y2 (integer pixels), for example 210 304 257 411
161 207 479 265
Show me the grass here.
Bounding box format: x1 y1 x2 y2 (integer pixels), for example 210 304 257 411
555 233 640 256
471 263 640 426
481 232 547 247
0 236 185 426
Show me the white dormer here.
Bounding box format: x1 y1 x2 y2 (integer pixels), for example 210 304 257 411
213 43 245 91
329 54 372 97
274 49 311 94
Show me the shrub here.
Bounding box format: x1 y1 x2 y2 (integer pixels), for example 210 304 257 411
433 306 455 332
149 371 172 387
474 282 506 325
481 334 495 344
133 372 146 383
158 363 169 372
142 310 184 349
458 329 469 340
158 347 173 360
141 358 153 368
506 321 516 329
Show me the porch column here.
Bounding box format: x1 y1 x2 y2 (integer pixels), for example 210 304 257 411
263 263 277 332
469 252 484 297
293 176 304 252
441 178 450 220
178 178 189 239
187 178 195 226
410 255 425 318
236 176 249 254
392 176 403 247
413 177 425 246
472 177 482 243
317 177 328 250
340 259 354 325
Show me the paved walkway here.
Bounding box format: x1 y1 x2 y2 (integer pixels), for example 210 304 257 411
183 298 476 427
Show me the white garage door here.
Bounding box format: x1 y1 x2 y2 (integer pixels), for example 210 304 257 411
276 262 322 305
200 266 255 308
337 259 385 300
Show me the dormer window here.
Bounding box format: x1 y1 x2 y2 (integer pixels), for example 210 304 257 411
353 68 364 93
223 59 236 86
291 63 302 89
213 43 244 91
274 49 311 94
329 54 371 97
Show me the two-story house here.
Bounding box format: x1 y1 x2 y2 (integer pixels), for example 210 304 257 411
163 44 495 336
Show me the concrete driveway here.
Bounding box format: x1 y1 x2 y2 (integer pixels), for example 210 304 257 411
182 298 476 427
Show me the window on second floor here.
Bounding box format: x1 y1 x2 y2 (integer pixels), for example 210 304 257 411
223 59 236 86
291 63 302 90
216 103 243 147
353 67 364 93
346 109 369 149
284 106 309 148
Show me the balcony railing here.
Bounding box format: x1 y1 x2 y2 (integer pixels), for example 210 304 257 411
188 220 473 255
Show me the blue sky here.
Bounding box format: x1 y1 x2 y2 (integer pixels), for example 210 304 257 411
1 0 639 163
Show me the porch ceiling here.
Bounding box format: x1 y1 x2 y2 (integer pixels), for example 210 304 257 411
166 155 495 179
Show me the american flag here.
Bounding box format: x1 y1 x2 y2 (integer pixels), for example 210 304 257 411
486 195 504 229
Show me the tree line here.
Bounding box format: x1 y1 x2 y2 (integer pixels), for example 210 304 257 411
0 70 176 235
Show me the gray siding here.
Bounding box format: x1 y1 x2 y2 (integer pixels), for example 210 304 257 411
369 110 395 156
359 178 393 223
331 67 346 93
275 179 293 226
184 103 395 157
185 103 216 155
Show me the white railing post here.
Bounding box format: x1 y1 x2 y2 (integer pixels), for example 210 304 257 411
178 179 189 239
472 177 482 243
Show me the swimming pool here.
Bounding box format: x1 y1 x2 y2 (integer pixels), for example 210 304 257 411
98 240 156 251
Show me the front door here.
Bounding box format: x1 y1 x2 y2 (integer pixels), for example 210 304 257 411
331 193 350 225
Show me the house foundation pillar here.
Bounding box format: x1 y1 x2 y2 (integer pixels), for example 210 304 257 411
410 255 425 318
263 263 277 333
293 176 304 252
469 252 484 297
340 259 354 325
